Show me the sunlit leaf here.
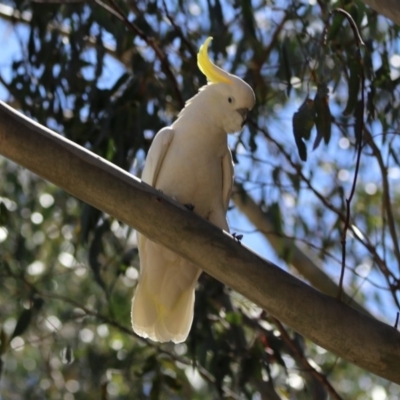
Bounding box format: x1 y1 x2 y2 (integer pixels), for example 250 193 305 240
225 311 242 325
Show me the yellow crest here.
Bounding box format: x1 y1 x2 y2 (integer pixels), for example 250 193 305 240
197 37 231 84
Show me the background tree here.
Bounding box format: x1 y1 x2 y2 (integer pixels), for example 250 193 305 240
1 0 400 399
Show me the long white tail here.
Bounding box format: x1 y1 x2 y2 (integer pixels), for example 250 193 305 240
131 237 202 343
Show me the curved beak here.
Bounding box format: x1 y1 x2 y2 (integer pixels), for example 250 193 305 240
236 108 249 126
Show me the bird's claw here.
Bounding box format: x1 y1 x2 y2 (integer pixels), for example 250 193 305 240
232 232 243 242
184 203 195 211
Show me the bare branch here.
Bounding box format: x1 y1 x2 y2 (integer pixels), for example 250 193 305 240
331 8 366 301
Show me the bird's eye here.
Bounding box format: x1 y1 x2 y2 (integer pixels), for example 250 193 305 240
228 97 233 104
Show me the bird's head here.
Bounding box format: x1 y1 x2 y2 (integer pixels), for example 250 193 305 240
196 37 255 134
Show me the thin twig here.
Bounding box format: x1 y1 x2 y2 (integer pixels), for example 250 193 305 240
330 8 365 301
363 127 400 273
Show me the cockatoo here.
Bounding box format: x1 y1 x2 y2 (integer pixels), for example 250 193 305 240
131 37 255 343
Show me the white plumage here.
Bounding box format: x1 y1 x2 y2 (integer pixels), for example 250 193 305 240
131 37 255 343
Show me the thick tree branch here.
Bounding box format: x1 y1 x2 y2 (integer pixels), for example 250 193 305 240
0 101 400 384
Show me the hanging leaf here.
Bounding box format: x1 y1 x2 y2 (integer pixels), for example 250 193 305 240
11 308 33 339
150 374 161 400
0 328 7 355
327 13 344 42
80 204 102 244
89 219 111 291
272 167 281 187
343 57 361 116
61 345 74 364
163 374 182 391
225 311 242 325
265 202 283 234
248 130 258 153
313 83 332 150
292 98 315 161
241 0 257 39
0 201 9 226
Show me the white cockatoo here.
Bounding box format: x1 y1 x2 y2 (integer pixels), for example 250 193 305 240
131 37 255 343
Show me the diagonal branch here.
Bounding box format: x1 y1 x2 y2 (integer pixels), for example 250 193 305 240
0 101 400 384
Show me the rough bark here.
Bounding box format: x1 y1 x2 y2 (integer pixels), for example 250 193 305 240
362 0 400 26
0 101 400 383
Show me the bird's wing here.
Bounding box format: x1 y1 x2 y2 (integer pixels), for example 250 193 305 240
138 127 174 251
221 149 234 212
134 127 201 343
141 127 175 186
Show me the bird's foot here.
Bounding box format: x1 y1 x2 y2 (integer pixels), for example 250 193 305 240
184 203 195 211
232 232 243 242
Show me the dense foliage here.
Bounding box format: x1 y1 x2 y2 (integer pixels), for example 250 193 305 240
1 0 400 398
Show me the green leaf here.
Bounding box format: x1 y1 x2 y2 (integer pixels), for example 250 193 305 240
150 374 161 400
241 0 257 39
136 355 157 377
265 202 283 234
11 308 33 339
89 219 110 291
0 328 7 355
80 204 102 244
327 13 344 41
292 98 315 161
61 345 74 364
0 201 9 226
313 83 332 149
225 311 242 325
272 167 281 187
288 172 301 193
163 374 182 391
343 57 361 116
